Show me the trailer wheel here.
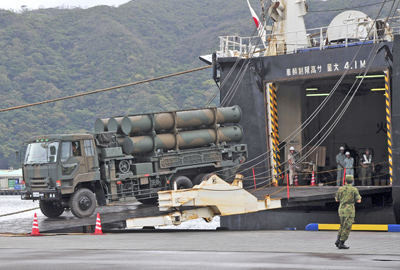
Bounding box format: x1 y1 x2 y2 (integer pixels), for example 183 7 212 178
173 176 193 190
39 200 64 218
192 173 212 186
69 188 96 218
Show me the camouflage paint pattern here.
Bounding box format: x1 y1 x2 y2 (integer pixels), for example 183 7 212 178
335 183 362 242
177 129 216 149
154 134 176 150
122 126 243 155
121 115 153 135
23 105 246 206
23 134 100 195
216 105 241 124
123 136 155 154
335 184 362 217
175 109 215 128
97 106 242 135
338 216 354 241
218 125 243 142
154 113 175 130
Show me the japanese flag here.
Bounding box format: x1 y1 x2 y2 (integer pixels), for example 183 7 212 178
247 0 261 29
246 0 266 48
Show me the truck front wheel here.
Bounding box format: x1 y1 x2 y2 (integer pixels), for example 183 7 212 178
39 200 64 218
69 188 96 218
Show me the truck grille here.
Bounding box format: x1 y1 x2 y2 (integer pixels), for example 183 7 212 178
30 178 48 191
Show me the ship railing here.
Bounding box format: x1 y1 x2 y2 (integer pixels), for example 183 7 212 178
218 17 400 58
303 17 399 53
217 35 268 58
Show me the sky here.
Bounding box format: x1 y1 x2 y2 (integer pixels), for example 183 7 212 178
0 0 130 11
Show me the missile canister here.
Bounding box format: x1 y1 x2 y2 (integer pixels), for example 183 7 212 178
121 115 153 135
123 136 155 154
122 125 243 155
218 125 243 143
107 117 124 134
120 105 242 136
175 109 215 129
94 118 109 133
154 113 175 131
216 106 241 124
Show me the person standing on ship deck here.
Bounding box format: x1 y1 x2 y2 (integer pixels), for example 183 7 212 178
335 175 362 249
344 152 354 185
336 146 346 186
288 146 298 185
360 149 375 186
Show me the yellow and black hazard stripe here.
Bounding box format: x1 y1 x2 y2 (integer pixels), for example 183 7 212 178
268 83 281 184
385 70 393 185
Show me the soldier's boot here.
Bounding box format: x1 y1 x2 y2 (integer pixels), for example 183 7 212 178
335 235 340 247
338 241 349 249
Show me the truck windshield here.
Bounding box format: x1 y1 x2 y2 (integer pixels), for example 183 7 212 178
24 142 59 164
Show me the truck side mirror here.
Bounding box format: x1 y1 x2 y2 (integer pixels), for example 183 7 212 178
50 146 56 155
15 151 19 160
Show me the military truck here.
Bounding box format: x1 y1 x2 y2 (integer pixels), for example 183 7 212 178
21 106 247 218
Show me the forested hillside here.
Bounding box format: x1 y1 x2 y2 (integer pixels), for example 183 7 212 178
0 0 394 168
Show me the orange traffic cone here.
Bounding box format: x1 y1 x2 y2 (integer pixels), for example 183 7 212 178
310 171 316 186
30 213 43 236
294 174 298 186
91 213 105 235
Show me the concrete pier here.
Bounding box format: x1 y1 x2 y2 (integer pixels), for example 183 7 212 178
1 230 399 269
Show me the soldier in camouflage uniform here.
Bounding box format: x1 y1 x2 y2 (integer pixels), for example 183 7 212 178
334 175 362 249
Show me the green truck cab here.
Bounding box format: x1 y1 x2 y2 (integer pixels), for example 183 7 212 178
21 106 247 218
22 134 101 218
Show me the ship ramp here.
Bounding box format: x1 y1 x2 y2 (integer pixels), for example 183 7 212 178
0 175 392 233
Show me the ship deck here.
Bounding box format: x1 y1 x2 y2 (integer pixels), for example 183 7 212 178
251 185 392 206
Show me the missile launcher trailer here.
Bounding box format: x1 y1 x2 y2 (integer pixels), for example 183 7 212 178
21 106 247 219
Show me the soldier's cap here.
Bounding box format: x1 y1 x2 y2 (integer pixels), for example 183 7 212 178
345 175 354 183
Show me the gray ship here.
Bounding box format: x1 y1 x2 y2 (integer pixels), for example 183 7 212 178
204 0 400 229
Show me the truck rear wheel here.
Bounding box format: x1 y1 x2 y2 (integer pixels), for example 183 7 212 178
39 200 64 218
192 173 212 186
69 188 96 218
138 176 193 205
173 176 193 190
